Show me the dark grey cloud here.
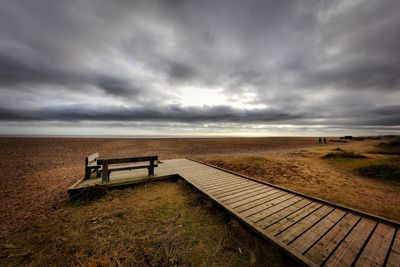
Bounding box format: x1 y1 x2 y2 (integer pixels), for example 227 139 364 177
0 0 399 135
166 61 197 81
0 103 399 127
0 105 301 123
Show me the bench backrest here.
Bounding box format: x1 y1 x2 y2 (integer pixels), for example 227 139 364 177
97 155 158 165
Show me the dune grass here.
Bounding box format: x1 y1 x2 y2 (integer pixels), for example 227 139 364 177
357 164 400 181
371 139 400 155
322 149 368 159
377 140 400 148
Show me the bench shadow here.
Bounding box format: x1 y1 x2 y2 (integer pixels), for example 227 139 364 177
67 186 109 206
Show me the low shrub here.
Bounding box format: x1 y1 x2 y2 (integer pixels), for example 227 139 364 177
357 164 400 180
377 140 400 148
322 149 367 159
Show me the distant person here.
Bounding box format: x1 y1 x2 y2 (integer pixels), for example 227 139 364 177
319 137 322 144
324 138 327 144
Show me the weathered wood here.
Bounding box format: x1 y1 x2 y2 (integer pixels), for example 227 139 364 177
323 218 377 267
304 213 360 265
209 180 258 191
196 180 244 190
101 161 109 184
289 208 347 254
107 164 157 172
199 177 250 188
233 191 288 212
87 152 99 163
98 156 158 183
85 153 100 179
276 205 334 244
203 180 253 192
265 202 323 236
354 223 396 267
248 196 304 223
387 230 400 267
212 183 263 198
257 199 312 229
240 194 296 218
195 177 241 186
85 157 90 179
149 160 155 176
219 186 272 202
97 155 158 165
227 189 282 208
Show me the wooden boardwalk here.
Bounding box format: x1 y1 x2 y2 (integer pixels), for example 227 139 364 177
70 158 400 267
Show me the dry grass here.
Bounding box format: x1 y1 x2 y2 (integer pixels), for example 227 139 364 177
0 181 290 267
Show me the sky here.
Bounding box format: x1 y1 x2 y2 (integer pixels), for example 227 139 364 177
0 0 399 137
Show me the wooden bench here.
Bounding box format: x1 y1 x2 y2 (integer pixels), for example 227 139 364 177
85 153 101 179
96 156 158 184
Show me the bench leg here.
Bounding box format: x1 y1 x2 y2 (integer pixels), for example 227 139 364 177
84 158 89 179
85 167 90 179
148 160 155 177
147 167 152 177
101 162 109 184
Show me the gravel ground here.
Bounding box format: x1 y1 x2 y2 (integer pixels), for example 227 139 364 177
0 137 317 237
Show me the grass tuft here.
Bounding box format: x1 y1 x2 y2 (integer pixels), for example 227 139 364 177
377 140 400 148
68 187 108 206
371 139 400 155
322 149 368 159
357 164 400 180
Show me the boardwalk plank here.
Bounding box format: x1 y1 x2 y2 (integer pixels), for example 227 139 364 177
239 194 296 217
248 196 304 223
228 189 282 208
289 208 347 254
304 213 360 265
265 202 323 236
220 187 273 202
323 218 376 267
257 199 312 229
212 183 262 197
193 173 240 182
204 179 253 190
387 230 400 267
216 185 267 200
199 179 250 190
206 183 257 198
276 205 334 244
354 223 396 267
194 178 237 186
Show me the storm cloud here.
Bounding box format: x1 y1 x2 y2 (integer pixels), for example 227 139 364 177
0 0 399 135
